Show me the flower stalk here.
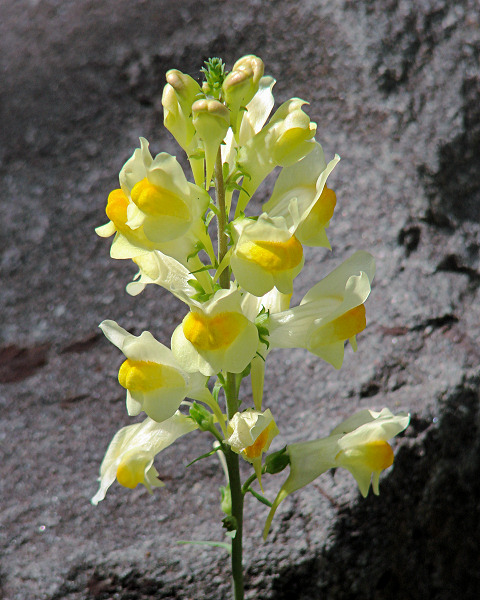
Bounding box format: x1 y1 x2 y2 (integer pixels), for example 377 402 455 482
91 54 410 600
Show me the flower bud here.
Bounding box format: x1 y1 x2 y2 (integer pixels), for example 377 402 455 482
264 446 290 474
162 70 204 184
192 98 230 189
222 55 264 136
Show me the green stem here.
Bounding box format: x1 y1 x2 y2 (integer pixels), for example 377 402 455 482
215 148 230 290
223 376 244 600
215 152 243 598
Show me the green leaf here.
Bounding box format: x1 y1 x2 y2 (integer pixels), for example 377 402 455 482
186 445 221 468
246 487 273 507
190 264 216 274
186 241 205 262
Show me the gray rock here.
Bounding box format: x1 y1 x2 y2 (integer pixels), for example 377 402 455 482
1 0 479 598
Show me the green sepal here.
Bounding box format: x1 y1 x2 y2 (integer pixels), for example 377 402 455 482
205 210 216 227
255 307 270 350
220 483 232 515
222 515 238 533
189 402 214 431
264 446 290 475
212 379 224 403
190 264 216 275
188 148 206 160
187 278 206 294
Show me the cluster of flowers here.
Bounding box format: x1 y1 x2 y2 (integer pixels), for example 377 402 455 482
92 56 409 538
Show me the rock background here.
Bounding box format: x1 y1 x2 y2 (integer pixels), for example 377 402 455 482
1 0 479 598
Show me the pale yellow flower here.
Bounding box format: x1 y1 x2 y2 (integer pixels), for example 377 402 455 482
91 412 197 505
269 251 376 368
263 142 340 249
96 138 210 262
235 99 317 216
171 284 259 376
226 408 279 484
231 214 305 297
263 408 410 538
100 320 207 423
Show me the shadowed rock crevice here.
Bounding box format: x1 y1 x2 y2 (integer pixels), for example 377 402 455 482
421 75 480 225
267 379 480 600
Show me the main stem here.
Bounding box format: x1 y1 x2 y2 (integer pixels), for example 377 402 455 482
215 148 244 600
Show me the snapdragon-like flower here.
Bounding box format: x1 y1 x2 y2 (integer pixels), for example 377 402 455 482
226 408 279 483
171 284 259 376
100 320 207 423
263 408 410 538
97 138 210 262
231 214 305 297
120 138 210 243
235 99 317 216
263 142 340 249
269 251 376 368
125 250 201 302
91 412 197 505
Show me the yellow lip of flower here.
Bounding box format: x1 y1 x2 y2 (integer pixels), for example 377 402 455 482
182 311 247 351
306 186 336 227
237 235 303 273
319 304 366 344
130 178 190 220
118 359 185 393
243 421 277 460
116 450 153 489
105 188 155 248
335 440 394 472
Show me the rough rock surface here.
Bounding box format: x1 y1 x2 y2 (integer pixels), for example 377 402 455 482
1 0 479 598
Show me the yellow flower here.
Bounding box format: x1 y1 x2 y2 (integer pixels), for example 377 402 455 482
263 142 340 249
231 214 305 297
269 251 376 368
91 413 197 505
119 138 209 243
96 138 210 261
263 408 410 538
226 408 279 484
125 250 196 301
100 320 208 423
235 99 317 216
171 285 259 376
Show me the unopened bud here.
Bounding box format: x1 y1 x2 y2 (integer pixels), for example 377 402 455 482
264 446 290 474
222 55 264 136
192 99 230 188
162 69 202 152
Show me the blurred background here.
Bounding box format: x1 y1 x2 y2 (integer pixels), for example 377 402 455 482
1 1 479 598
